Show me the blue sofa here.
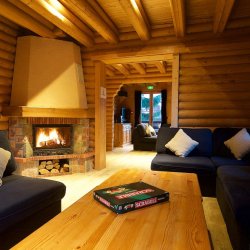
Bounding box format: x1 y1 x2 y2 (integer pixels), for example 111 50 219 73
0 131 66 249
151 127 250 250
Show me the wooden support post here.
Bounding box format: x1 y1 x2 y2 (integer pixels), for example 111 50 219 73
171 54 179 127
95 61 106 170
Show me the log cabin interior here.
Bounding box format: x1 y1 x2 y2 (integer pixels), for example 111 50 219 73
0 0 250 249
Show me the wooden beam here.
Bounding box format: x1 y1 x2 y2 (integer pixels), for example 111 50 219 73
130 63 146 74
86 0 118 36
85 35 250 63
88 53 173 65
106 67 115 77
47 0 94 38
0 0 55 38
8 0 54 30
107 72 171 79
169 0 185 37
0 15 19 30
20 0 93 47
119 0 150 40
154 61 166 73
214 0 235 33
60 0 119 44
112 64 130 75
106 76 171 84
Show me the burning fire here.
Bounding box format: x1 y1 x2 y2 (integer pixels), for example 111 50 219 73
36 128 65 148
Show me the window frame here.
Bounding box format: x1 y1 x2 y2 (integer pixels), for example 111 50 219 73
140 92 161 127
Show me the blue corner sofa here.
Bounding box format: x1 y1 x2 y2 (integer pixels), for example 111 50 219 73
0 131 66 250
151 127 250 250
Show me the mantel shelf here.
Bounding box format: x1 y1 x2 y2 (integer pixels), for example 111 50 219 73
2 106 95 118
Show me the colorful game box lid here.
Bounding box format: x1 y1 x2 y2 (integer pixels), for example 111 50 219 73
93 181 169 214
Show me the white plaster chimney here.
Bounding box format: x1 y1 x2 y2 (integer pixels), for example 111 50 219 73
10 36 87 109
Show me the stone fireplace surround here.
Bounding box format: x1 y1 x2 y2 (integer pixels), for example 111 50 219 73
8 117 94 177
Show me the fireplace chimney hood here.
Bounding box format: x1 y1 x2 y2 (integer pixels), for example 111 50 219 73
3 36 91 118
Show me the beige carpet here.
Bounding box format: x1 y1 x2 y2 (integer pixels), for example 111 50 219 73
45 145 232 250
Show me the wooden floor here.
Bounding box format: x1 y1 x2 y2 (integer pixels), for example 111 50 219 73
45 145 232 250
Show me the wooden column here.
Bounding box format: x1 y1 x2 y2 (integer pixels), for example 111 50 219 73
171 54 179 127
95 61 106 170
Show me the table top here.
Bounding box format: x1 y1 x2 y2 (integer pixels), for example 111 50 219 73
12 169 211 250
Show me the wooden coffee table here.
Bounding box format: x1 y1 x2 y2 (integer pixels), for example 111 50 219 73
12 169 211 249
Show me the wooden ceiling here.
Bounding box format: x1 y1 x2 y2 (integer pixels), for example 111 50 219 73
1 0 250 77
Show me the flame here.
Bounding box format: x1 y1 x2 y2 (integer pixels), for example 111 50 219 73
36 128 62 147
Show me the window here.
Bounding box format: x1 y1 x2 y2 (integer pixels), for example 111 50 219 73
141 93 162 130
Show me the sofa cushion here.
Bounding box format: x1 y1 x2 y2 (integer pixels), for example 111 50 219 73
156 127 212 157
165 129 199 157
217 165 250 230
0 148 11 187
145 124 156 136
151 154 216 174
211 156 250 168
0 131 17 177
213 128 250 160
224 128 250 160
0 175 66 233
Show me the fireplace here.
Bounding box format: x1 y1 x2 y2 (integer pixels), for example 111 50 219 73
8 117 94 177
33 124 73 156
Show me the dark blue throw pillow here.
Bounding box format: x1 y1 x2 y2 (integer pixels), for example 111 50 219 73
0 131 17 176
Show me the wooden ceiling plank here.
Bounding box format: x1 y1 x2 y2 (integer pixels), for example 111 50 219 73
119 0 150 40
213 0 235 33
48 0 94 38
20 0 93 47
0 0 56 38
130 62 146 74
60 0 119 44
169 0 185 37
86 0 119 36
112 64 130 75
155 61 166 73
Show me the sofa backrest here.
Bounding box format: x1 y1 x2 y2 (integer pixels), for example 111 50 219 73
156 127 213 157
0 131 17 176
213 128 250 159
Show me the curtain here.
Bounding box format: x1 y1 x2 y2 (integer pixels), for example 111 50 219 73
134 90 141 126
161 89 167 125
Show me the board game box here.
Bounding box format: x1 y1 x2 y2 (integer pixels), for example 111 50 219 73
93 181 169 214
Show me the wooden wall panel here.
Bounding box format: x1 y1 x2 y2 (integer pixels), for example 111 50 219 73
0 16 18 130
179 49 250 127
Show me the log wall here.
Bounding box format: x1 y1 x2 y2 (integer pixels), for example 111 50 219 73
179 49 250 127
0 16 18 130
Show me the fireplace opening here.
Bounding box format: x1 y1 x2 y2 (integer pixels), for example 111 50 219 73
33 124 73 156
